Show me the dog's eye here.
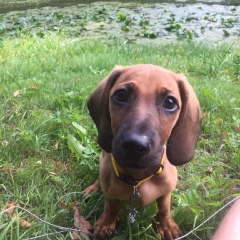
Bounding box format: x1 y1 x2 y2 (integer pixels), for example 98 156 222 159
163 96 178 112
113 89 128 103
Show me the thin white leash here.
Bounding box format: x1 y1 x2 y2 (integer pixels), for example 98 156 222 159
0 196 104 240
0 205 89 238
175 196 240 240
0 196 239 240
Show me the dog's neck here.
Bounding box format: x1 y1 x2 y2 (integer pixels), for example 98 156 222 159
111 155 164 187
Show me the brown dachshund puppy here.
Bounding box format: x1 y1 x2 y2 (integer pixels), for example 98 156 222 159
86 64 202 240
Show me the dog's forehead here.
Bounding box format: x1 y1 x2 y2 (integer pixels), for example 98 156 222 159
114 64 180 93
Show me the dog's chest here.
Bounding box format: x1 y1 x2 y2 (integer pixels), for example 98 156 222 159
133 181 169 206
105 177 170 206
100 153 178 206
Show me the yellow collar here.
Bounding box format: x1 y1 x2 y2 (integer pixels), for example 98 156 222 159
111 155 164 187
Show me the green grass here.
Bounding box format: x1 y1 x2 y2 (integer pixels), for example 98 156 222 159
0 34 240 240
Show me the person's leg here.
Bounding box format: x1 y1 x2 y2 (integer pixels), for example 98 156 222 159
212 197 240 240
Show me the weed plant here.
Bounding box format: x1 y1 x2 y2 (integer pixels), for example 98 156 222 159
0 34 240 239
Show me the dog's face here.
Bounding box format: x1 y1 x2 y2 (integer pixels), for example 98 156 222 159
109 65 182 171
88 64 202 172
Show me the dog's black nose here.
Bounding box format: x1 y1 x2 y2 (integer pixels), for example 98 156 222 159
122 133 151 157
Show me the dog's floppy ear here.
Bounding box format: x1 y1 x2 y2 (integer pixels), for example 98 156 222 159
87 66 123 153
167 75 202 166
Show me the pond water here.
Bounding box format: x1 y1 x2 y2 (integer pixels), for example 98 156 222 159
0 0 239 43
0 0 239 13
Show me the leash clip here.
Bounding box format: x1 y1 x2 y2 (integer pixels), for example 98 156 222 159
128 186 141 223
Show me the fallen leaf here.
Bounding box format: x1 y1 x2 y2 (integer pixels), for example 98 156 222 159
55 141 59 149
215 119 223 125
5 202 31 228
13 85 36 96
21 219 31 228
220 131 229 136
58 201 69 210
13 90 21 97
49 172 57 176
29 84 38 89
207 166 213 173
2 140 9 146
58 200 80 210
5 202 17 217
71 206 92 240
204 112 209 118
56 162 62 167
201 134 211 140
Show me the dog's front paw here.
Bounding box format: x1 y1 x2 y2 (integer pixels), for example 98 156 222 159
156 216 182 240
83 180 98 197
93 211 118 239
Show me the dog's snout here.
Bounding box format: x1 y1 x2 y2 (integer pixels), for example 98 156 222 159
122 133 151 157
